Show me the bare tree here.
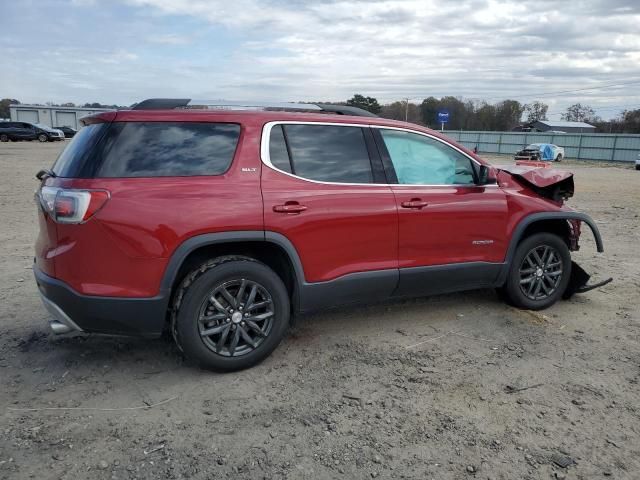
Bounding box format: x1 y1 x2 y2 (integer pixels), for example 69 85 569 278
523 101 548 122
562 103 598 123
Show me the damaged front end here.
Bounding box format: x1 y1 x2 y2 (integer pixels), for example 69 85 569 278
563 216 612 299
498 164 574 203
498 165 612 298
564 261 613 299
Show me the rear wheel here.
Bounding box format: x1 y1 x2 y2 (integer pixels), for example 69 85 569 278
38 133 48 142
501 233 571 310
172 256 290 371
0 134 8 142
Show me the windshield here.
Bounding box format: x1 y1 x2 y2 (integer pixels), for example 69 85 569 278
525 144 541 150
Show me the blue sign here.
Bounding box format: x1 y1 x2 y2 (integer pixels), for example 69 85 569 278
437 109 450 123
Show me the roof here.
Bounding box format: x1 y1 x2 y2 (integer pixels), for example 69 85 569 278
534 120 595 128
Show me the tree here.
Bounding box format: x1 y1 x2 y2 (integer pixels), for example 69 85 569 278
0 98 20 119
419 97 440 128
562 103 598 123
346 94 381 114
494 100 525 131
620 108 640 134
380 101 422 124
523 101 548 122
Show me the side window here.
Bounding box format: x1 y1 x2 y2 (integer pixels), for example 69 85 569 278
379 130 475 185
278 124 373 183
268 125 292 173
96 122 240 178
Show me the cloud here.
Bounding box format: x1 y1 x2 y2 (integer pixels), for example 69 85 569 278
1 0 639 119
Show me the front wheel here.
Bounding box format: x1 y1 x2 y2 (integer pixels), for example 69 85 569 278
555 154 563 162
38 133 48 142
0 134 8 142
500 233 571 310
172 257 290 371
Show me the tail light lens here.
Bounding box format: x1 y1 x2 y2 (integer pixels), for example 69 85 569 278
38 186 110 224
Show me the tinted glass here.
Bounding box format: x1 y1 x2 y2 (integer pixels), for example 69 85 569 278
283 125 372 183
52 123 108 177
269 125 292 173
380 130 475 185
96 122 240 178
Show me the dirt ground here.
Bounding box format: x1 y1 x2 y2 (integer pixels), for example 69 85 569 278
0 141 638 480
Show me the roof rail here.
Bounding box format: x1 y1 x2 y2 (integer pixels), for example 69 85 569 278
132 98 377 117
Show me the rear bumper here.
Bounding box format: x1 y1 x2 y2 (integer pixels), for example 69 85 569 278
34 266 168 337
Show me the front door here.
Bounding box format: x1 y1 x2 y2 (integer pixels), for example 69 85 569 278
373 127 509 296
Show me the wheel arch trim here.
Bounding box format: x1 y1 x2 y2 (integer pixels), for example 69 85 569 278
498 212 603 283
159 231 307 293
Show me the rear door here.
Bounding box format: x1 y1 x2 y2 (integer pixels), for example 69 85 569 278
261 121 399 310
373 127 509 297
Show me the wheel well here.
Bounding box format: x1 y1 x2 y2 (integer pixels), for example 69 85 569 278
519 219 570 247
170 241 298 304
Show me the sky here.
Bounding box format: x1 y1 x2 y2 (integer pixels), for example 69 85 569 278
2 0 640 119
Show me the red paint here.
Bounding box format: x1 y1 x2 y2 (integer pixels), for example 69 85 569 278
35 109 578 297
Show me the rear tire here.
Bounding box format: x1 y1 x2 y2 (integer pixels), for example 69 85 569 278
38 134 48 142
0 134 8 142
172 256 290 372
501 233 571 310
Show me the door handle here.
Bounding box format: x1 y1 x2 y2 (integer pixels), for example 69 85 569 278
400 198 428 209
273 202 307 214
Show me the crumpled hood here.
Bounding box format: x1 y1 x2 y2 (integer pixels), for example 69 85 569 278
497 164 574 201
497 164 573 188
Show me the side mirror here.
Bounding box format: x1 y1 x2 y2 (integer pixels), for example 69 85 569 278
477 165 497 185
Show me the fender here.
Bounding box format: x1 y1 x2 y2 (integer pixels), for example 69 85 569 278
159 231 307 294
497 212 604 284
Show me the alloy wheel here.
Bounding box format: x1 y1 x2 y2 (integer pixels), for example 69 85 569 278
197 279 274 357
518 245 563 301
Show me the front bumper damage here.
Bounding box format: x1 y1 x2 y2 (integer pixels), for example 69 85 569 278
563 262 613 299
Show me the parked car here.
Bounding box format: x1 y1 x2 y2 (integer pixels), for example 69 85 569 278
34 99 608 371
55 126 77 138
0 122 64 142
515 143 564 162
32 123 65 142
636 153 640 171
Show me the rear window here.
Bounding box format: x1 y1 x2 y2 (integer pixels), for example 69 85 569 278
268 124 373 183
96 122 240 178
52 123 108 177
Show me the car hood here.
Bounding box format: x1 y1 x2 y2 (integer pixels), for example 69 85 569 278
37 126 58 133
497 164 572 188
497 164 574 201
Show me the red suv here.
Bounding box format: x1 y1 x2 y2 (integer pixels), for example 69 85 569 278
34 99 607 371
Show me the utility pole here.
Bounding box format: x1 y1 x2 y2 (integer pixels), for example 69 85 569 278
404 98 409 122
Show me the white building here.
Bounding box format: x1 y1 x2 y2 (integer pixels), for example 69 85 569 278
9 104 113 129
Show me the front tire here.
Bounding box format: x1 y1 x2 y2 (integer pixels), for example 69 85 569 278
0 134 8 142
38 133 48 142
172 257 290 372
555 154 563 162
501 233 571 310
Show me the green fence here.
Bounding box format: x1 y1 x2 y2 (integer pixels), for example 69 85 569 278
443 130 640 162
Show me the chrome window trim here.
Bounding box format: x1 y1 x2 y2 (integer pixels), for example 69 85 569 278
260 120 499 188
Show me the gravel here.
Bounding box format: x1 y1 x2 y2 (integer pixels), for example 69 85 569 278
0 142 638 479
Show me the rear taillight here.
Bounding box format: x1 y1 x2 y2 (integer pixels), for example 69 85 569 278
38 186 110 224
